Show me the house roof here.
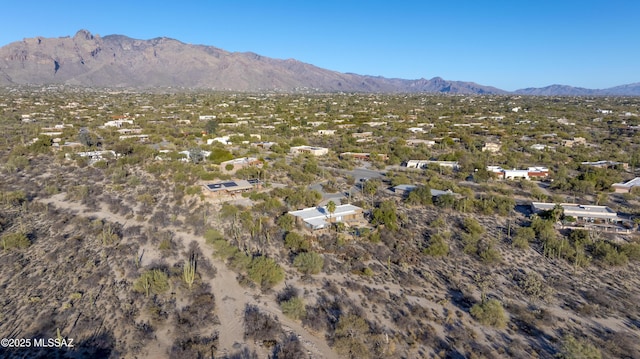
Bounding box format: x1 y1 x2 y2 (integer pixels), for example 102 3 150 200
204 179 254 193
288 204 363 229
531 202 618 220
612 177 640 189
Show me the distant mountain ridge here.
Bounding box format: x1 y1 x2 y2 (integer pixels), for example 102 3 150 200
0 30 638 95
514 83 640 96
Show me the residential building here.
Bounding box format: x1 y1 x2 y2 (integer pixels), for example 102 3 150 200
207 136 232 145
482 142 501 153
405 160 460 170
531 202 619 223
562 137 587 147
220 157 262 173
203 179 260 197
580 161 629 170
339 152 388 161
392 184 454 198
405 139 435 147
408 127 426 133
288 204 364 231
612 177 640 193
488 166 550 180
65 150 116 164
290 145 329 156
317 129 337 136
351 132 373 139
251 141 277 149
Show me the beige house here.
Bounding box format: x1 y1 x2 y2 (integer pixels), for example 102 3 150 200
290 145 329 156
220 157 262 173
612 177 640 193
482 142 501 153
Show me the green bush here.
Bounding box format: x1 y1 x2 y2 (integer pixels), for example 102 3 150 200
133 269 169 297
285 232 310 252
559 334 602 359
423 233 449 257
248 256 284 289
470 299 507 328
293 252 324 275
512 227 535 249
280 297 306 320
1 232 30 250
204 228 224 245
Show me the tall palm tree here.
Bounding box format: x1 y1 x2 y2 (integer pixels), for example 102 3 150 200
326 200 337 223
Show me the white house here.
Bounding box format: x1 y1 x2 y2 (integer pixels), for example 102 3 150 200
406 160 460 170
207 136 232 145
288 204 363 230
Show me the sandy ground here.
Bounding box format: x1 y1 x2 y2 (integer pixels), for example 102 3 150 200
40 193 339 359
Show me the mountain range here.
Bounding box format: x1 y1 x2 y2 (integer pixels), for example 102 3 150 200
0 30 638 96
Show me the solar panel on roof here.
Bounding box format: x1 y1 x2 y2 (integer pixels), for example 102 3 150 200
206 184 222 190
222 181 238 188
247 179 259 184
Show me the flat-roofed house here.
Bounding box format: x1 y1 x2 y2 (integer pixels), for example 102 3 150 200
203 179 260 197
290 145 329 156
612 177 640 193
220 157 261 173
405 160 460 170
339 152 388 161
288 204 363 230
531 202 619 222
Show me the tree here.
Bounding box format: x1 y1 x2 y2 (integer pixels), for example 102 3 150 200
276 213 295 231
372 200 399 231
205 119 218 135
362 179 379 208
188 148 204 164
78 129 96 147
326 200 337 223
333 314 371 358
247 256 284 289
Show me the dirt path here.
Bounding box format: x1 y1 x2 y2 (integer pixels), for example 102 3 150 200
40 194 339 359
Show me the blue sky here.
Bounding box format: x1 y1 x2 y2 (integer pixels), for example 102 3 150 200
2 1 638 91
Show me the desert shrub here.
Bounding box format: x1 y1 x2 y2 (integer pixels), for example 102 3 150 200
333 314 371 359
1 232 30 250
621 242 640 261
276 213 295 231
248 256 284 289
280 297 306 320
134 269 170 297
514 271 553 302
478 241 502 264
593 241 628 266
272 334 306 359
470 299 507 328
559 334 602 359
293 252 324 275
285 231 310 252
423 232 450 257
244 304 282 347
204 228 224 245
2 190 27 206
512 226 535 249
